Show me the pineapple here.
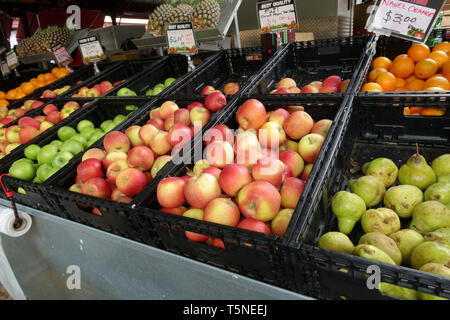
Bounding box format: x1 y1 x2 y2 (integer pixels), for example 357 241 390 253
148 4 174 36
16 26 71 56
169 4 194 23
192 0 221 30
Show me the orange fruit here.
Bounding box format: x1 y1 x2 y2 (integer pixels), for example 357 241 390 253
14 90 26 100
0 91 5 100
429 50 449 70
424 76 450 90
369 68 388 82
0 99 9 107
432 42 450 54
395 77 406 88
395 87 408 91
43 73 55 82
424 86 445 91
361 82 383 92
376 71 396 91
405 74 419 84
442 61 450 75
6 89 17 100
372 57 392 70
414 58 438 79
420 107 446 116
20 82 35 95
407 43 430 62
406 79 425 91
389 55 415 78
37 74 46 82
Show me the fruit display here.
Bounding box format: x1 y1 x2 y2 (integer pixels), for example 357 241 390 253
271 76 351 94
15 25 71 57
201 82 241 96
71 81 123 98
148 0 222 36
0 100 44 127
318 146 450 300
145 78 177 96
8 114 131 187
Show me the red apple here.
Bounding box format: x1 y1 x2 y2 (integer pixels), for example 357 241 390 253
127 146 154 171
111 188 126 201
204 124 234 146
251 157 285 187
164 116 175 132
298 133 324 163
81 178 111 199
146 118 164 130
106 159 129 185
184 173 221 209
271 208 294 237
289 87 301 93
205 141 234 168
168 123 192 147
234 130 260 167
42 89 57 98
77 158 104 183
279 150 305 178
237 218 271 234
125 125 144 147
161 206 187 216
46 111 62 124
301 85 319 93
301 163 313 181
43 104 58 115
174 108 191 126
277 78 297 89
203 198 240 227
283 111 314 140
201 86 215 96
30 101 44 110
157 177 186 209
269 108 289 126
149 130 172 155
150 108 162 120
19 126 39 144
187 102 204 112
281 177 305 209
139 124 159 146
237 181 281 222
236 99 266 130
159 101 179 120
202 166 221 180
205 91 227 112
82 148 106 162
189 106 210 127
100 85 113 95
319 86 339 93
87 88 101 97
103 131 131 153
339 79 351 93
102 150 128 169
322 75 342 89
183 209 209 242
311 119 333 137
219 164 253 197
275 87 292 94
258 121 286 149
116 168 148 197
223 82 240 95
309 81 323 90
18 117 40 129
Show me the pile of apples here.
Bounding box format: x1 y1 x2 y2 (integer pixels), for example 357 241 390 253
155 98 333 245
201 82 241 96
0 100 45 127
71 80 124 98
41 85 72 98
271 76 351 94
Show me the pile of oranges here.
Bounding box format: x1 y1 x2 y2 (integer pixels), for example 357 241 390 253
0 67 70 103
361 41 450 116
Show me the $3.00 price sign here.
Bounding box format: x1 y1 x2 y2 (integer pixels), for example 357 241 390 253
167 22 198 55
367 0 445 42
6 50 19 71
78 36 106 64
257 0 298 33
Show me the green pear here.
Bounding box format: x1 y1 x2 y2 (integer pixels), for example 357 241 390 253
379 282 419 300
410 241 450 269
418 263 450 300
358 232 402 265
363 158 398 188
331 191 366 234
398 147 436 190
421 227 450 247
353 244 396 265
349 175 386 207
389 229 424 265
318 232 355 254
424 182 450 207
438 175 450 184
409 201 450 233
383 185 423 218
432 154 450 178
361 208 401 235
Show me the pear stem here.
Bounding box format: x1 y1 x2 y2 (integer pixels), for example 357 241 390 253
413 225 442 241
416 143 419 157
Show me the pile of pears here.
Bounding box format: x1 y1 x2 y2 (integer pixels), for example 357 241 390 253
318 146 450 300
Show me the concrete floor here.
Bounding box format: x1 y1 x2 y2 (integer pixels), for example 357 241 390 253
0 284 12 300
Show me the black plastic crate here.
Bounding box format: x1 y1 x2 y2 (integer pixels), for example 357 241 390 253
167 47 278 100
243 36 373 105
286 96 450 300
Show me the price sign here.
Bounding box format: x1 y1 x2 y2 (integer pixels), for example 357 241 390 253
366 0 445 42
257 0 298 33
52 44 73 67
166 22 198 55
78 36 106 64
6 50 19 70
0 60 10 77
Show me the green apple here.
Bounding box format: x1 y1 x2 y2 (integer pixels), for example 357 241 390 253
60 140 84 156
113 114 128 125
69 134 88 148
50 140 64 149
37 145 59 165
33 176 43 183
17 187 27 195
80 127 97 140
24 144 41 161
125 105 138 111
87 131 105 146
52 151 74 169
117 88 137 97
164 78 176 88
145 89 154 96
9 160 36 181
77 120 95 133
100 120 116 133
58 126 77 142
154 83 165 91
36 164 58 182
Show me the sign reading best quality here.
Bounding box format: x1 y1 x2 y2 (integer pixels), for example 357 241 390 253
257 0 298 33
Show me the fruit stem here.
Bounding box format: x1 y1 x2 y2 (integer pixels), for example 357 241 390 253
416 143 419 157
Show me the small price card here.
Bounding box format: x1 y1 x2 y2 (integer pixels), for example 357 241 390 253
166 22 198 55
52 44 73 67
366 0 445 42
78 36 106 64
257 0 298 33
0 60 10 77
6 50 19 70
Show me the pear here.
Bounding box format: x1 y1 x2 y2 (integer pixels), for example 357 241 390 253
389 229 424 265
432 154 450 178
409 241 450 269
438 175 450 184
379 283 419 300
398 145 436 190
353 244 396 265
419 227 450 247
361 208 401 235
424 182 450 207
409 201 450 232
358 232 402 265
331 191 366 234
363 158 398 188
418 263 450 300
318 232 355 254
383 185 423 218
349 175 386 207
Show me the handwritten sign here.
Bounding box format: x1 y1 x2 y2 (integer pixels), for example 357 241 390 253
257 0 298 33
366 0 445 42
167 22 198 55
6 50 19 70
78 36 106 64
52 44 73 67
0 60 10 77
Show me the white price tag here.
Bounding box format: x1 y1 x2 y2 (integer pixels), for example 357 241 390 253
366 0 445 42
167 22 198 55
52 44 73 67
257 0 298 33
1 60 10 77
6 50 19 70
78 36 106 64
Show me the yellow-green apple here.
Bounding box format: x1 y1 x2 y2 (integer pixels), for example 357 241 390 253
157 177 186 208
279 150 304 178
77 158 104 183
174 108 191 126
201 86 215 96
301 85 319 93
82 148 106 162
22 100 35 111
223 82 240 95
111 188 126 201
311 119 333 137
236 99 266 130
309 81 323 90
0 129 6 143
258 121 286 149
43 104 58 115
125 125 144 146
189 106 211 127
234 130 260 167
237 181 281 222
277 78 296 89
285 140 298 152
8 108 26 118
139 124 159 146
269 108 290 126
168 123 192 147
237 218 271 234
187 102 204 112
151 155 172 178
81 177 111 199
69 184 82 193
149 130 172 155
159 101 179 120
289 86 301 93
103 131 131 153
280 177 305 209
149 107 161 119
60 106 77 119
275 87 292 94
19 117 40 129
164 116 175 132
161 206 187 216
251 157 286 187
116 167 148 197
106 159 129 185
298 133 324 163
5 143 20 155
283 111 314 140
34 115 46 123
126 146 154 171
271 208 294 237
205 141 234 168
184 173 221 209
202 166 221 179
204 124 234 146
339 79 351 93
78 87 89 97
193 159 210 176
102 150 128 169
203 198 240 227
87 87 101 97
39 121 54 131
147 118 164 130
6 125 21 144
300 163 314 181
183 209 209 242
46 111 62 124
19 126 39 144
205 91 227 112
